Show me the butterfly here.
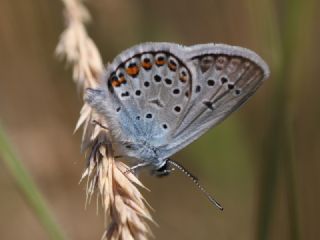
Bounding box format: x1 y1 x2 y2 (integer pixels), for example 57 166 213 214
85 42 269 209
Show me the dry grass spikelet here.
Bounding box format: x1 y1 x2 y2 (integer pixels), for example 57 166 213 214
56 0 154 239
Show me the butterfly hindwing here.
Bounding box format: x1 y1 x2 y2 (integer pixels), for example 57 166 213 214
160 44 269 157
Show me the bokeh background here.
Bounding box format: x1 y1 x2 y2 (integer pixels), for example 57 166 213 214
0 0 319 239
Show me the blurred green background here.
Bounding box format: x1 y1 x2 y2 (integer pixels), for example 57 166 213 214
0 0 319 239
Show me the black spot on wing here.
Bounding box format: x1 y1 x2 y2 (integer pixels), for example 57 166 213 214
203 101 214 111
149 98 164 108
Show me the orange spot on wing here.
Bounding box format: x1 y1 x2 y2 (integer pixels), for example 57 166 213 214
111 79 121 87
119 76 127 84
126 66 139 77
156 59 165 66
168 63 177 71
142 61 152 70
179 76 187 83
179 69 188 83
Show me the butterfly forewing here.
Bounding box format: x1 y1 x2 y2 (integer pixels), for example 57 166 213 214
98 43 193 146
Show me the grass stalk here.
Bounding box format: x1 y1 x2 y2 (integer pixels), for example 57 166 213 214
0 124 67 240
252 0 315 239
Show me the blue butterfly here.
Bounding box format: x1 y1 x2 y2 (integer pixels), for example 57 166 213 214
86 42 269 209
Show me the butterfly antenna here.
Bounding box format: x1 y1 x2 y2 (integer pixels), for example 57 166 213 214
167 159 223 211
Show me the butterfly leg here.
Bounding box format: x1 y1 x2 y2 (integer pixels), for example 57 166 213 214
124 162 150 175
86 137 103 166
92 120 109 130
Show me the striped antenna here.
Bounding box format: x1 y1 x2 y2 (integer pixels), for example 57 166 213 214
167 159 223 211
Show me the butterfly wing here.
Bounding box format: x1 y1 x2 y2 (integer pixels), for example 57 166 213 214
85 42 195 150
86 42 269 161
159 43 270 158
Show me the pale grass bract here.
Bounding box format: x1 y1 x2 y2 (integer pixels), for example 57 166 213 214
56 0 154 239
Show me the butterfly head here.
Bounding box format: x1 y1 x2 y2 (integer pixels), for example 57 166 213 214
151 160 172 177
